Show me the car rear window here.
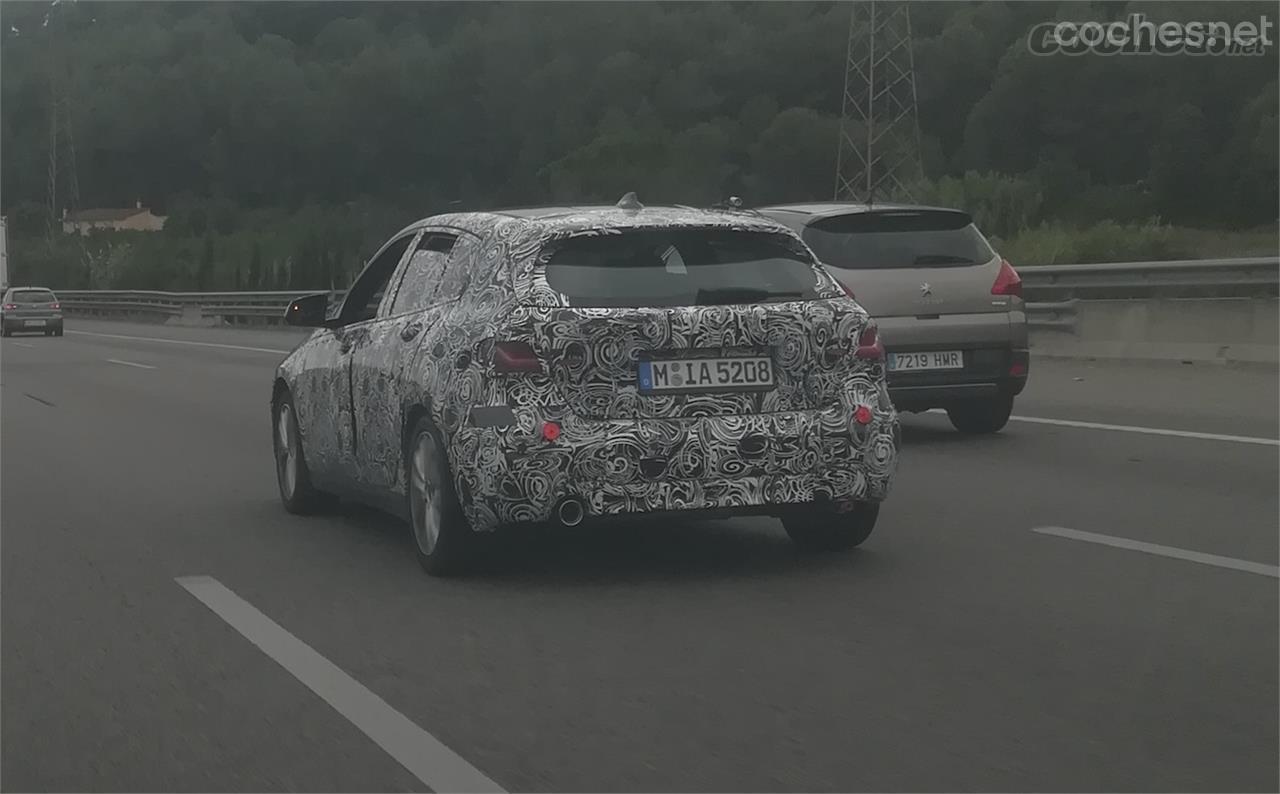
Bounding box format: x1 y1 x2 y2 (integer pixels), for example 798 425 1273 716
802 210 996 270
541 228 822 308
10 290 56 303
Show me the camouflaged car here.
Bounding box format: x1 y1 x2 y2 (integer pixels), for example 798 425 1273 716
271 196 900 575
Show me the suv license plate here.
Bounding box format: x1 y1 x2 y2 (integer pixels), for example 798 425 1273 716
888 351 963 371
25 320 46 327
639 357 774 393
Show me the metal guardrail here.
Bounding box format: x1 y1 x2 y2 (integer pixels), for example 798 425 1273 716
1019 256 1278 301
53 257 1277 329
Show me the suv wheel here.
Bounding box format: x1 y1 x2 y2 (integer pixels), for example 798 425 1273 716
783 501 880 552
273 391 334 514
406 418 477 576
946 393 1014 434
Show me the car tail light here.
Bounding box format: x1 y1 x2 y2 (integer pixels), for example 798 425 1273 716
2 303 16 310
853 405 873 425
991 258 1022 298
854 322 884 360
493 340 542 373
50 302 60 310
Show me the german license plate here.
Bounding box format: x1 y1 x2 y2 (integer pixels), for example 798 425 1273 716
638 356 774 393
888 350 963 372
25 320 46 327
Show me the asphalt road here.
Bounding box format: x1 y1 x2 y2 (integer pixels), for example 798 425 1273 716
2 319 1277 793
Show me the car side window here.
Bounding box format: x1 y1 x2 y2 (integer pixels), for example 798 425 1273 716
436 234 478 303
340 233 417 324
388 234 457 316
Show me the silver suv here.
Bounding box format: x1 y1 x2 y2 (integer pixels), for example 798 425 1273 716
758 203 1028 434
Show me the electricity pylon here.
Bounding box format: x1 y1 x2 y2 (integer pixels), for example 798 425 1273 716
834 0 924 204
44 0 82 245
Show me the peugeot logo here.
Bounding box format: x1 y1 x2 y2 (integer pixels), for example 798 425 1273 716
920 282 932 297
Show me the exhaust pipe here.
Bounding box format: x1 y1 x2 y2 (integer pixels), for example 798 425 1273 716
557 498 585 527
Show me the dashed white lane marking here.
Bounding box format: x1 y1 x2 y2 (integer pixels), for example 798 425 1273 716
106 358 156 370
925 409 1278 446
176 576 506 793
67 329 291 355
1032 527 1279 579
12 342 35 348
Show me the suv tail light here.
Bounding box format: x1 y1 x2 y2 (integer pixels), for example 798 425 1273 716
50 302 60 310
991 258 1022 298
2 303 16 311
493 340 542 373
854 322 884 360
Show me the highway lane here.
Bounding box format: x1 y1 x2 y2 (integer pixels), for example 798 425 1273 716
2 319 1276 792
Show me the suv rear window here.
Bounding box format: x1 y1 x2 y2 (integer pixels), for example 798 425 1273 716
10 290 56 303
802 210 996 270
542 229 821 308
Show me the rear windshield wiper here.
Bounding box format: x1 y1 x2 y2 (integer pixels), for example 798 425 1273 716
912 254 977 265
694 288 805 305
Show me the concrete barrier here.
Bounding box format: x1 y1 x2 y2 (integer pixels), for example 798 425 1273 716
1030 297 1278 365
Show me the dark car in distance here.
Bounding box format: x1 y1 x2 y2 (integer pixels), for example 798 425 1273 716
271 197 901 575
1 287 64 337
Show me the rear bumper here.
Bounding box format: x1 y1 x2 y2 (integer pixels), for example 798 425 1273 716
888 347 1029 411
451 404 901 532
3 316 63 331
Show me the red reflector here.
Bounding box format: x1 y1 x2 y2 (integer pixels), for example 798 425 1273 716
494 341 542 373
541 421 561 442
1010 361 1027 377
992 258 1022 298
854 405 873 425
855 323 884 360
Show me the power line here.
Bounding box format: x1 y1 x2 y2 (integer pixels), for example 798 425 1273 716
834 0 924 205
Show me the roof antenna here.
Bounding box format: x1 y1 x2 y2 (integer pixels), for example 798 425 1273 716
616 192 643 212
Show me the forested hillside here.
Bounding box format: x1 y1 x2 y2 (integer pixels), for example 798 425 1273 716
1 0 1276 290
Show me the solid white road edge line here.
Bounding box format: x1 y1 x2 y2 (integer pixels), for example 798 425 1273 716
106 358 156 370
1032 527 1279 579
175 575 506 794
925 409 1278 446
67 329 291 355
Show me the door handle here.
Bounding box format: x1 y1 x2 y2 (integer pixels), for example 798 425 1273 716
400 322 422 342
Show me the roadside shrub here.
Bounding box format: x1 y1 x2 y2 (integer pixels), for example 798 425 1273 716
1002 218 1193 265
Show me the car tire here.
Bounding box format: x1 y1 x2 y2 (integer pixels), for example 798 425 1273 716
272 391 333 515
405 417 476 577
783 501 880 552
946 393 1014 434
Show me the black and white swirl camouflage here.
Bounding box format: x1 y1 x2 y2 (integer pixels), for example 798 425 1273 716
276 205 899 532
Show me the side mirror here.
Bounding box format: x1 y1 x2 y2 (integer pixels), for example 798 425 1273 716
283 293 331 327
